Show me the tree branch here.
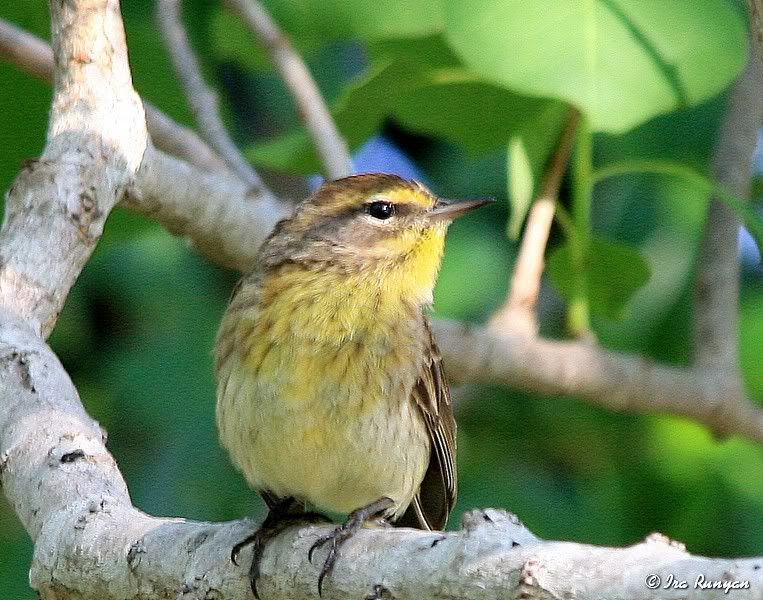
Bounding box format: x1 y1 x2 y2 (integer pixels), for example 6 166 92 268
491 108 580 335
0 18 231 176
0 0 146 337
694 41 763 373
0 319 757 600
156 0 268 191
226 0 354 180
434 320 763 444
0 317 759 598
127 145 290 272
144 103 233 176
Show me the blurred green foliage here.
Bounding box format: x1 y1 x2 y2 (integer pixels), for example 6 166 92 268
0 1 762 598
547 236 651 320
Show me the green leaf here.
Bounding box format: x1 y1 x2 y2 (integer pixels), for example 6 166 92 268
547 237 651 319
444 0 747 133
374 37 570 156
391 72 554 155
261 0 444 42
505 105 569 239
506 137 533 240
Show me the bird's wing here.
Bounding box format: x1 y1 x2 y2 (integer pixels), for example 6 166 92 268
399 318 457 530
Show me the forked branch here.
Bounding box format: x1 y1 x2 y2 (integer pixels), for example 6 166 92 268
0 18 232 175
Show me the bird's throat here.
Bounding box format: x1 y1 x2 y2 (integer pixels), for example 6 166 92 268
251 229 445 349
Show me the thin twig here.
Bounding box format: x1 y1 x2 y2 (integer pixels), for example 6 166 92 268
226 0 354 180
156 0 266 189
0 18 232 176
491 108 580 335
0 18 52 80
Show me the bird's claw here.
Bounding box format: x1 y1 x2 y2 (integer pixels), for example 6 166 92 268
307 497 394 596
308 526 348 596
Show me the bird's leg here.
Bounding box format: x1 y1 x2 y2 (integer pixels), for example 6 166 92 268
232 496 329 599
308 496 395 596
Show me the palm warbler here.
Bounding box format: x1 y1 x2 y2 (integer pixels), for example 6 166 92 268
215 173 491 595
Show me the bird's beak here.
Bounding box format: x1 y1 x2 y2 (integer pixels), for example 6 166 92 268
428 197 495 222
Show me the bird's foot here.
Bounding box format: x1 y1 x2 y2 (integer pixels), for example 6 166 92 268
308 497 394 596
232 498 329 599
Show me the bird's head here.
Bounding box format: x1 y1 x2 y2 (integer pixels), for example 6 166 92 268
260 173 492 303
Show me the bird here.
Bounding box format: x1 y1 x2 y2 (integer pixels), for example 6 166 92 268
214 173 491 596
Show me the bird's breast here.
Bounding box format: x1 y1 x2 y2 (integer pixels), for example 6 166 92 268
215 269 431 514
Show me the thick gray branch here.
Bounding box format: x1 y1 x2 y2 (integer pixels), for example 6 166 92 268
0 330 759 599
0 0 146 336
127 145 290 272
433 320 763 443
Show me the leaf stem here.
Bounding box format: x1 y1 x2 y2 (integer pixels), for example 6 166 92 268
567 116 594 337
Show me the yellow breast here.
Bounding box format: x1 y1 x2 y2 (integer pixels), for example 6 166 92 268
215 222 446 514
216 264 433 514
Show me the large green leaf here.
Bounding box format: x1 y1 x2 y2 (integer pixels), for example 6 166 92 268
547 237 651 319
444 0 747 133
249 60 563 174
374 36 563 157
392 73 556 155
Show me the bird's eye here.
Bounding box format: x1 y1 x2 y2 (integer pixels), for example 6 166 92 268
366 200 396 220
